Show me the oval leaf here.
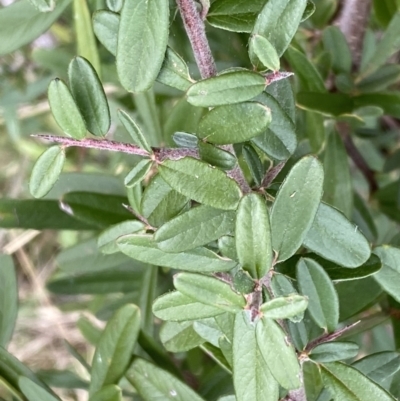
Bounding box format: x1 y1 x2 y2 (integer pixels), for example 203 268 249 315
155 205 235 253
256 317 301 390
303 203 371 268
117 0 169 93
158 158 242 210
153 291 224 321
186 71 265 107
270 156 324 262
198 102 271 145
29 146 65 199
68 56 110 137
93 10 119 56
249 34 280 71
309 341 359 363
296 258 339 332
260 295 308 320
118 234 237 272
236 193 272 278
233 312 279 401
48 78 87 139
174 273 246 312
160 321 205 352
198 141 237 170
89 304 141 395
124 159 152 188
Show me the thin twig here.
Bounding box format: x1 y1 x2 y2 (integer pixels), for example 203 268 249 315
176 0 217 78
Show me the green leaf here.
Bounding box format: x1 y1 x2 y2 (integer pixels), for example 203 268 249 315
260 295 308 320
323 131 353 218
89 304 141 395
98 220 145 254
124 160 153 188
354 92 400 119
373 246 400 302
90 385 121 401
93 10 119 56
352 352 400 388
360 12 400 79
118 110 152 153
174 273 245 312
29 146 65 199
48 78 87 139
141 175 189 227
118 234 237 272
322 26 352 74
321 362 396 401
159 321 205 352
68 56 110 137
252 0 308 56
60 192 134 229
153 291 224 321
309 342 359 363
357 65 400 93
297 92 354 116
198 142 237 170
126 358 206 401
159 158 242 210
73 0 100 75
207 0 267 33
107 0 123 12
157 47 194 91
296 258 339 332
173 132 199 148
249 34 280 71
303 203 371 268
271 156 324 262
265 79 296 122
219 236 238 261
186 71 265 107
306 111 326 153
0 199 96 230
28 0 55 12
232 312 279 401
256 317 301 390
242 144 264 186
0 0 71 56
236 193 272 278
251 92 297 160
285 46 326 92
19 377 60 401
117 0 169 93
155 205 235 253
0 255 17 347
197 102 271 145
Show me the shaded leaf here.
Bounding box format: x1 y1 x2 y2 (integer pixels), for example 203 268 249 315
124 160 153 188
160 321 204 352
19 377 61 401
90 385 121 401
322 26 352 74
198 141 237 170
309 342 359 363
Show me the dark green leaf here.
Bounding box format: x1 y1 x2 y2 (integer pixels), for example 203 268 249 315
296 258 339 332
29 146 65 199
354 92 400 119
357 65 400 93
89 304 141 395
271 156 324 262
117 0 169 93
0 255 17 347
172 132 198 148
153 291 224 321
19 377 61 401
265 79 296 122
232 312 279 401
118 234 237 272
187 71 265 107
309 342 359 363
157 47 194 91
159 321 204 352
242 144 264 186
353 193 378 242
303 203 371 268
48 78 87 139
126 358 206 401
373 246 400 302
321 362 396 401
198 102 271 145
297 92 354 116
251 92 297 160
174 273 245 312
260 295 308 320
236 193 272 278
124 160 153 188
0 199 96 230
323 131 353 218
322 26 352 74
68 56 110 137
219 236 238 261
159 158 242 210
198 142 237 170
252 0 308 56
141 175 189 227
93 10 119 56
155 205 235 253
256 317 301 389
249 34 280 71
0 0 71 56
